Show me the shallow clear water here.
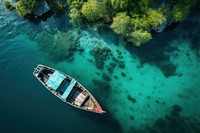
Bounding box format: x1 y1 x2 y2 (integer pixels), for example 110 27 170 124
1 2 200 133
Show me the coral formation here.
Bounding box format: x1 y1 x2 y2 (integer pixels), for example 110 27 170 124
34 30 82 62
143 105 200 133
90 47 112 69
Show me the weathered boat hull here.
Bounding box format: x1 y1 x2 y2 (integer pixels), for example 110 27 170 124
33 64 105 114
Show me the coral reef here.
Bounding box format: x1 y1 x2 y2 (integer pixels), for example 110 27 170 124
89 47 112 69
143 105 200 133
159 63 177 78
102 73 111 82
34 30 82 62
127 95 137 104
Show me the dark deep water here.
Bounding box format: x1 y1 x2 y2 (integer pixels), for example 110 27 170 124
0 4 121 133
1 1 200 133
0 36 121 133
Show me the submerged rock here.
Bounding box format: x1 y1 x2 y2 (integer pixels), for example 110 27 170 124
147 96 151 99
96 60 104 69
102 73 111 82
109 62 116 68
34 0 51 16
190 31 200 56
121 72 126 77
155 21 168 33
155 100 160 104
112 57 118 63
159 63 177 78
154 118 166 129
171 105 182 117
113 75 118 79
116 49 122 55
172 105 182 113
146 104 200 133
107 66 114 74
127 95 136 103
118 61 125 69
90 47 112 70
34 30 81 62
118 55 123 59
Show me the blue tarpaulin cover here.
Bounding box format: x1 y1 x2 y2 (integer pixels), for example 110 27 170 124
61 79 77 100
46 71 65 90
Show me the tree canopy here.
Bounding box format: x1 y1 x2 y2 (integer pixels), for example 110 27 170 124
128 30 152 47
111 0 130 10
4 0 198 46
110 12 132 36
81 0 106 21
16 0 39 17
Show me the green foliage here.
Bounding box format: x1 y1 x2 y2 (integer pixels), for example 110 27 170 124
170 0 198 21
147 9 166 28
69 7 81 25
16 0 39 17
3 0 15 10
128 30 152 47
190 0 199 6
110 12 132 36
68 0 85 25
68 0 84 9
81 0 106 21
4 0 197 46
131 17 150 31
111 0 130 10
172 4 190 21
146 0 156 6
158 6 172 19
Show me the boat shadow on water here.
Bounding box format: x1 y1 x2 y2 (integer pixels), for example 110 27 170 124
73 104 123 133
33 64 122 132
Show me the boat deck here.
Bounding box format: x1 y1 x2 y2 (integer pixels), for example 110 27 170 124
33 64 105 113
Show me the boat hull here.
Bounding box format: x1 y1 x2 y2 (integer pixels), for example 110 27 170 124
33 64 105 114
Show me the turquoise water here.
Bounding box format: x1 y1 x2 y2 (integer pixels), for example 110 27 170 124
1 2 200 133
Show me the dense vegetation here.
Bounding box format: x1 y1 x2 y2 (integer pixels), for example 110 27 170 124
16 0 39 17
4 0 199 46
67 0 198 46
3 0 15 10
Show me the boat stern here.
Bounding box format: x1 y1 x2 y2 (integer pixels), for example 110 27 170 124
33 64 43 75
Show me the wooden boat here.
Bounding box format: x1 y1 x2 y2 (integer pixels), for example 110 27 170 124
33 64 105 114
